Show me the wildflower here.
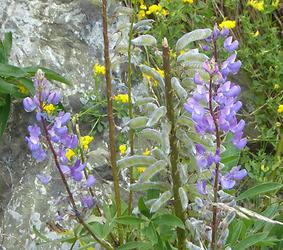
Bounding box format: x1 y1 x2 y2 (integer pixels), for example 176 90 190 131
224 36 239 52
247 0 264 11
23 97 37 112
251 30 260 37
161 9 169 16
143 148 151 156
119 144 127 155
43 103 55 114
81 195 94 208
66 148 75 161
140 4 147 10
180 50 185 55
93 63 106 75
80 135 94 150
47 91 61 105
277 105 283 113
86 175 96 187
137 167 146 173
37 173 51 185
138 10 146 19
260 164 269 172
183 0 194 3
146 4 162 15
114 94 129 103
197 180 208 195
275 122 281 127
156 68 165 78
272 0 280 8
18 85 29 95
274 84 280 89
219 19 236 30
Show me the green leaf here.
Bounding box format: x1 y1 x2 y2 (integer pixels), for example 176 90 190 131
0 63 27 77
138 160 167 182
233 232 268 250
3 32 12 61
18 78 35 95
115 216 147 225
132 35 157 47
128 116 149 129
118 241 152 250
130 182 170 192
236 182 283 201
32 226 50 242
117 155 156 169
146 106 167 127
153 214 185 229
227 220 244 246
150 191 172 213
23 66 71 85
0 94 10 138
0 78 18 94
138 197 151 218
176 28 212 51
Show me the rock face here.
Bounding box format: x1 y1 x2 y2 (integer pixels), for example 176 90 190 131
0 0 121 249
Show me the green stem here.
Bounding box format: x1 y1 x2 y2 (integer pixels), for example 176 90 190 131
127 0 135 216
162 38 186 250
101 0 123 244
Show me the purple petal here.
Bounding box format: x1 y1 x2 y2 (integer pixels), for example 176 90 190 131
23 97 37 112
220 176 236 189
197 180 208 195
71 170 83 182
47 91 61 105
60 165 70 174
37 173 51 185
86 175 96 187
195 143 206 155
81 196 94 208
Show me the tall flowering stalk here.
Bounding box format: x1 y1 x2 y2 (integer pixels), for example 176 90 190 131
23 70 113 250
184 25 247 249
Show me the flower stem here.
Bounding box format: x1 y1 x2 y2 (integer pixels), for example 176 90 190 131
101 0 123 244
127 0 135 215
162 37 186 250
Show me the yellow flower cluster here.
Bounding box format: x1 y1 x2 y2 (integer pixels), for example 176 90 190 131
18 85 29 95
247 0 264 11
138 1 168 20
183 0 194 3
277 105 283 113
119 144 127 155
80 135 94 150
272 0 280 8
43 103 55 114
114 94 129 103
93 63 106 76
66 149 75 161
219 19 236 29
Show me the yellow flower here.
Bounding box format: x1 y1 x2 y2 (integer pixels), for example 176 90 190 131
140 4 147 10
277 105 283 113
114 94 129 103
66 149 75 161
119 144 127 155
247 0 264 11
80 135 94 150
137 167 146 173
18 85 29 95
143 148 151 156
272 0 280 8
180 50 185 55
274 84 280 90
43 103 55 114
156 68 165 78
138 10 146 19
183 0 194 3
275 122 281 127
93 63 106 75
251 30 260 37
219 19 236 30
161 9 169 16
146 4 162 15
260 164 269 172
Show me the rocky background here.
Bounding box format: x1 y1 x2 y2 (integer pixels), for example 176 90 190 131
0 0 123 249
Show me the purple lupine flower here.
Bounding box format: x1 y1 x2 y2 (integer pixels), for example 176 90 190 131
47 91 61 105
61 134 78 149
81 195 94 209
70 160 86 181
37 173 51 185
23 97 37 112
220 27 229 37
220 166 247 189
197 180 208 195
86 175 96 187
224 36 239 52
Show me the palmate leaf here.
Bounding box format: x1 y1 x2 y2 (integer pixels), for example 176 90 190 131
23 66 71 85
0 94 10 138
176 28 212 51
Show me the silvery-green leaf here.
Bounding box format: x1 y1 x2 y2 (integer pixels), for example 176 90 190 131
143 103 158 113
152 147 169 162
171 77 187 100
128 116 148 129
150 191 172 213
176 116 194 129
146 106 167 127
136 97 155 106
176 28 212 51
185 241 202 250
179 187 188 211
181 77 195 89
161 123 171 154
117 155 156 169
176 128 193 145
133 19 155 31
177 51 208 64
130 182 170 192
135 25 152 33
139 160 167 182
183 61 204 69
140 65 165 87
187 131 212 147
217 228 229 247
139 128 162 144
132 35 157 47
178 164 188 185
114 6 134 15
